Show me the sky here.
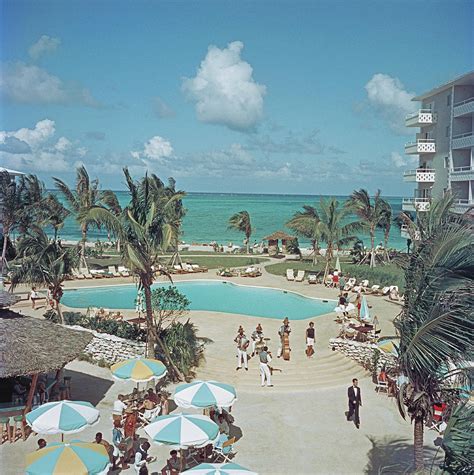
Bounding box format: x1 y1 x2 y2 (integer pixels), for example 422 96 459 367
0 0 473 195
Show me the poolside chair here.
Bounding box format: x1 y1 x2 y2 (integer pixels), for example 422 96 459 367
191 264 208 272
370 285 381 294
295 270 305 282
381 286 391 295
108 266 121 277
308 274 318 284
286 269 295 281
117 266 130 277
80 268 94 279
213 436 237 463
375 379 389 395
89 269 105 279
344 277 356 291
429 403 447 433
71 268 86 280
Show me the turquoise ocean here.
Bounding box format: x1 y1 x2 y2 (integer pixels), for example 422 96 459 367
50 192 407 250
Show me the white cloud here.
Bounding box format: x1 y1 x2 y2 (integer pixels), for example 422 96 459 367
390 151 418 168
152 97 175 118
131 135 173 163
0 119 85 172
182 41 266 131
29 35 61 60
0 62 99 106
365 73 415 134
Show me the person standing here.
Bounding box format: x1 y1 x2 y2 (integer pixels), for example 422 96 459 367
30 287 39 309
347 378 362 428
234 328 249 371
339 274 346 296
277 317 291 358
259 346 273 387
251 324 264 356
305 322 315 358
134 441 153 474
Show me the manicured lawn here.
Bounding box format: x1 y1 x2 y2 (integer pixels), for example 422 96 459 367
266 259 405 291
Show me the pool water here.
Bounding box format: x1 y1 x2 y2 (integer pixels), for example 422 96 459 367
62 281 336 320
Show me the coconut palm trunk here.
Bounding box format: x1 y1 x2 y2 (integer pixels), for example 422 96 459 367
0 228 9 278
312 239 318 265
80 225 88 269
369 230 376 268
414 417 424 471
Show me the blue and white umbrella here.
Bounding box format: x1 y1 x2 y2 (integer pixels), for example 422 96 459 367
183 463 258 475
174 381 237 409
144 414 219 449
26 400 100 435
360 295 371 321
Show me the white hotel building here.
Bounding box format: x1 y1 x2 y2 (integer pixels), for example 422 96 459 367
401 71 474 237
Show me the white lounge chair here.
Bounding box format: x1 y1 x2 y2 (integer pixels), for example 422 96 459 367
370 285 381 294
71 268 86 280
80 268 93 279
381 286 390 295
117 266 130 277
108 266 121 277
344 277 356 291
295 270 305 282
308 274 318 284
375 379 389 395
286 269 295 281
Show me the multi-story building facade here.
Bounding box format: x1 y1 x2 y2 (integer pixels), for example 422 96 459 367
401 71 474 238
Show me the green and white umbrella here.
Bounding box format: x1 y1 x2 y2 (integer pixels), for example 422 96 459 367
183 463 258 475
144 413 219 449
25 441 111 475
174 381 237 409
26 400 100 435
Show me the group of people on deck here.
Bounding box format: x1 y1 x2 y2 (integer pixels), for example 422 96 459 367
233 318 317 387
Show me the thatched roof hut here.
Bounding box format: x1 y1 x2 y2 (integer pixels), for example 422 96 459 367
263 231 295 256
0 310 93 378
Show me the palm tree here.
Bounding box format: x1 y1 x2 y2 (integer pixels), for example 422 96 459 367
10 227 79 322
286 205 321 264
378 200 393 262
228 211 252 253
318 198 360 281
53 166 102 270
42 194 70 241
348 189 390 268
394 194 473 472
84 168 186 380
0 170 24 281
18 174 47 233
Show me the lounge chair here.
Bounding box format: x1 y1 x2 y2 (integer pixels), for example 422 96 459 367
80 268 93 279
241 267 262 277
375 379 389 395
71 268 86 280
213 436 237 463
190 264 208 273
308 274 318 284
108 266 121 277
370 285 381 294
381 286 390 295
353 279 369 293
117 266 130 277
89 269 105 279
295 270 305 282
286 269 295 281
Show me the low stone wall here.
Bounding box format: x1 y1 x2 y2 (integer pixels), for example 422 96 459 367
69 325 146 365
329 337 397 372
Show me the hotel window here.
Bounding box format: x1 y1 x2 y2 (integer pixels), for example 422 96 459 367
446 125 450 137
447 94 451 106
444 156 450 169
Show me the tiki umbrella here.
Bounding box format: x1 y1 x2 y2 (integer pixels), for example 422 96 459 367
182 463 258 475
26 401 100 436
174 381 237 410
110 357 167 383
25 441 111 475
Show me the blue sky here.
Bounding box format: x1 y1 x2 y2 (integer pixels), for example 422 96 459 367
1 0 472 195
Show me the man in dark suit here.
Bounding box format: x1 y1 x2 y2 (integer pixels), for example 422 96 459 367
347 378 362 428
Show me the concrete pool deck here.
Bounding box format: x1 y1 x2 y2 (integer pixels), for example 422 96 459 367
2 261 439 474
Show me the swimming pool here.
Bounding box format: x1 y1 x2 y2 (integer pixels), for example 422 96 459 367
62 281 336 320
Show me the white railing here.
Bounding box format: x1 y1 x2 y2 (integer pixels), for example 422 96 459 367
454 97 474 107
403 168 435 176
452 166 474 173
454 199 474 206
452 132 473 139
405 109 433 119
405 138 435 146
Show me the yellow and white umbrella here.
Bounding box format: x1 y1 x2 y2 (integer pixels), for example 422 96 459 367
110 357 167 383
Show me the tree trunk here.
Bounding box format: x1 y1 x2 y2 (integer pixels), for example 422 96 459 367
0 228 9 278
80 225 88 270
156 335 185 382
53 227 58 243
413 416 424 472
323 242 333 283
312 240 318 265
56 299 64 324
370 230 376 268
246 233 250 254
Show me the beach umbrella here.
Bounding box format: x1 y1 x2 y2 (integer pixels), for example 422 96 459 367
174 381 237 410
110 357 167 383
360 295 371 321
182 463 258 475
144 413 219 449
335 256 341 273
26 401 100 436
25 441 111 475
377 338 399 356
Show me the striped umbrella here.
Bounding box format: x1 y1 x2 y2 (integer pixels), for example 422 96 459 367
183 463 258 475
144 414 219 449
26 441 111 475
360 295 371 321
174 381 237 409
110 357 167 383
377 338 399 356
26 401 100 435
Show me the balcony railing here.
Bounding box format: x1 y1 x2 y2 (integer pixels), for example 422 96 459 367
405 109 437 127
405 139 436 154
403 168 436 182
452 199 474 214
453 97 474 118
402 197 431 212
451 132 474 150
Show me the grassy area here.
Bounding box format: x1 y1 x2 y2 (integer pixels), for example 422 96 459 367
88 255 268 270
265 259 405 292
